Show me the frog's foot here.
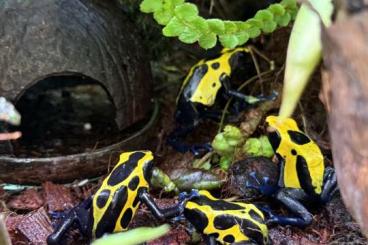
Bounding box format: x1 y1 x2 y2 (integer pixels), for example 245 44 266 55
321 167 338 203
49 210 68 220
178 189 200 202
171 214 186 223
248 91 279 104
189 143 213 157
266 213 312 228
245 171 278 197
177 189 200 213
259 202 312 228
255 204 276 220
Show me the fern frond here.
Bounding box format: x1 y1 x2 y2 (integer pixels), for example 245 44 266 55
140 0 298 49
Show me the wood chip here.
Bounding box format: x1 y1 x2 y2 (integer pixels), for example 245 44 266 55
7 189 43 211
43 181 75 211
17 207 53 244
4 213 25 243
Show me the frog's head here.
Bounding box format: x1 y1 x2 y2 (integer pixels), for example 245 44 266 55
142 154 154 184
111 151 154 187
265 115 299 152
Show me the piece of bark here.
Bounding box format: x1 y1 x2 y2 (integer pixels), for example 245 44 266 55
4 214 25 243
322 11 368 235
17 207 53 244
7 189 43 211
43 182 75 212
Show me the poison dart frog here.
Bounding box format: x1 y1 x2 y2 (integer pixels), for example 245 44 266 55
168 47 276 156
181 190 269 245
47 151 196 245
246 116 337 227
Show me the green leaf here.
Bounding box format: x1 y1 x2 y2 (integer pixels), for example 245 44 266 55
219 34 238 48
243 136 274 157
223 125 243 147
269 4 285 16
140 0 299 49
174 3 199 21
207 19 225 34
247 27 261 38
92 225 170 245
245 19 263 28
275 13 291 27
262 21 277 33
178 28 200 43
279 0 333 119
235 32 249 46
219 155 232 171
140 0 163 13
153 9 173 25
162 17 185 37
212 133 233 156
255 10 274 21
223 21 238 33
191 17 209 33
281 0 297 8
199 33 217 49
171 0 185 5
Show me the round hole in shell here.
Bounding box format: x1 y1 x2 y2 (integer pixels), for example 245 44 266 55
10 74 120 157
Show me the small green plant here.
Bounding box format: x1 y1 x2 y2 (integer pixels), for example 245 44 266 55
212 125 244 170
92 225 170 245
140 0 298 49
243 136 274 157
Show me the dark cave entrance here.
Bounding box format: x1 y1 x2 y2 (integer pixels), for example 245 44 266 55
11 74 120 157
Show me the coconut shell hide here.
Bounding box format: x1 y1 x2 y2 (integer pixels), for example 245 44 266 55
0 0 152 129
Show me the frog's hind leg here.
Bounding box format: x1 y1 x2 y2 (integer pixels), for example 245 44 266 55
320 166 338 203
47 197 92 245
268 188 313 227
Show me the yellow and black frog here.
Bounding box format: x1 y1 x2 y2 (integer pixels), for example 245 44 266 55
180 190 269 245
245 116 338 227
47 151 197 245
168 47 276 156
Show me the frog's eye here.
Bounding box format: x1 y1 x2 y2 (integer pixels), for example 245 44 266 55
287 130 311 145
268 131 281 150
143 160 154 182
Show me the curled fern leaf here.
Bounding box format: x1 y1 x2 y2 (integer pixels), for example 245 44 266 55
140 0 298 49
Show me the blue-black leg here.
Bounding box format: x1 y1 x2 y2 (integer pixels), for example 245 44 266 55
270 189 313 227
320 167 338 203
47 197 92 245
245 171 278 197
139 189 199 220
167 124 213 156
229 91 278 117
168 99 213 156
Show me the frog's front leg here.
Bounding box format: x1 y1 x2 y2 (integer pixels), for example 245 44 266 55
270 188 313 227
168 124 212 156
139 189 199 220
320 166 338 203
221 75 277 106
47 197 92 245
